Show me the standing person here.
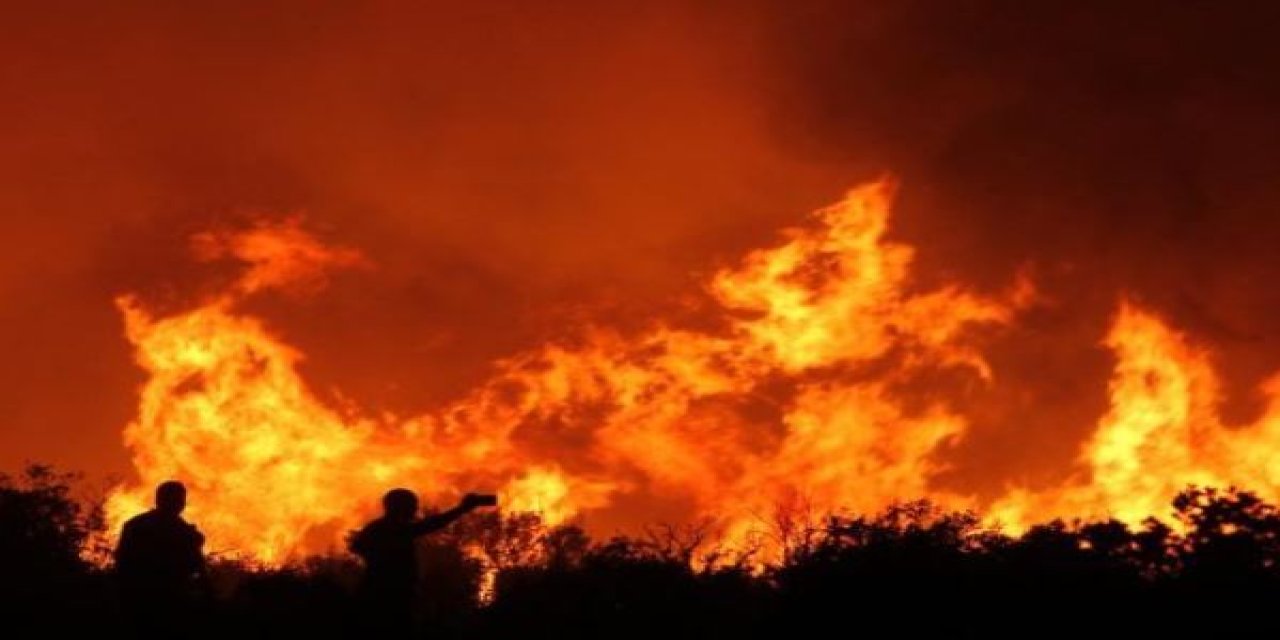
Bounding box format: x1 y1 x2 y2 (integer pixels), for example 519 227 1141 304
349 489 494 636
114 481 207 638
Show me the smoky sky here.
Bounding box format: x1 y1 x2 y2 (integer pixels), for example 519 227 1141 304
2 1 1279 498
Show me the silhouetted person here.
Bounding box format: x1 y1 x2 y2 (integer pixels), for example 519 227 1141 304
349 489 493 636
114 481 206 639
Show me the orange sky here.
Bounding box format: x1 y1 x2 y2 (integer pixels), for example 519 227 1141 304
3 1 1279 500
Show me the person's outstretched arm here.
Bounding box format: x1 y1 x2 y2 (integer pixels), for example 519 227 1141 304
411 494 491 536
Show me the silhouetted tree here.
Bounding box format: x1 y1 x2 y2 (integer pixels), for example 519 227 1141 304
1173 486 1280 582
771 501 996 635
0 465 99 580
14 463 1280 638
0 465 109 629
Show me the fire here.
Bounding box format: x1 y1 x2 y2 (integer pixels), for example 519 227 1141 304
105 179 1280 567
1083 303 1229 522
107 222 430 563
992 302 1280 531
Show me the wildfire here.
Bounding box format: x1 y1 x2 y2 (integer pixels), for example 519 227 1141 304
992 302 1280 530
105 180 1280 566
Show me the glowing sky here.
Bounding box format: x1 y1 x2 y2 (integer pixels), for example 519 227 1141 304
2 2 1278 501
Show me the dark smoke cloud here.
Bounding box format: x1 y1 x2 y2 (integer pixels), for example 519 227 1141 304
2 2 1278 500
0 1 827 477
746 0 1280 492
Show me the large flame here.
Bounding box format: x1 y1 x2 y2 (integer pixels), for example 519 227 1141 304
993 302 1280 529
106 180 1280 565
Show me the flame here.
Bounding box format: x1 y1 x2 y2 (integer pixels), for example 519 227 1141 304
1083 303 1229 522
190 216 367 296
128 181 1280 566
992 302 1280 530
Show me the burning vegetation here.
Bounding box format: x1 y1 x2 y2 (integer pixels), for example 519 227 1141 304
102 180 1280 569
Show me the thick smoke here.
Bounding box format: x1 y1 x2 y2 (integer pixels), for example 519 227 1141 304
750 0 1280 493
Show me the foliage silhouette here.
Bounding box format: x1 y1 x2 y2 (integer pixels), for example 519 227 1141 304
0 465 110 630
10 465 1280 637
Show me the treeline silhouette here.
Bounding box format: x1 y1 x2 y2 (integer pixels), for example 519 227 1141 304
4 464 1280 638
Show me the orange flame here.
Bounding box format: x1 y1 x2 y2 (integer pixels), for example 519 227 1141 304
129 181 1280 566
992 301 1280 530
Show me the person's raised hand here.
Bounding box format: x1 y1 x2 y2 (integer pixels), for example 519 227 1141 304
461 493 498 511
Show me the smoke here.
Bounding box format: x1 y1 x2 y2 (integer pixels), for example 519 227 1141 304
745 0 1280 492
2 1 1279 506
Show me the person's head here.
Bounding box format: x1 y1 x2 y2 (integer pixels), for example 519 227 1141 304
155 481 187 516
382 488 419 522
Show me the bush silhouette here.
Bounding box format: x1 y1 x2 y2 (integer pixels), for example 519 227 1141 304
0 465 109 629
10 464 1280 637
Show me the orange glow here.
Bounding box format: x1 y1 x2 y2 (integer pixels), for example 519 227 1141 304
992 302 1280 531
104 182 1280 565
106 182 1036 563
